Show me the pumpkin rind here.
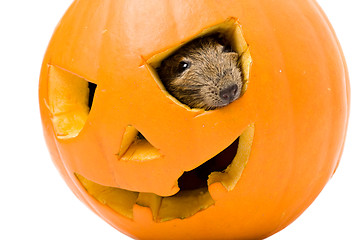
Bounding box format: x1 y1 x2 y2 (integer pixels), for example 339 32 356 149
39 0 349 239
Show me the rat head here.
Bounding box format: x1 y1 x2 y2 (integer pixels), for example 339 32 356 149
157 35 243 110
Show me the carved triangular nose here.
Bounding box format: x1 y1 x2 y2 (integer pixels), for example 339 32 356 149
219 84 238 101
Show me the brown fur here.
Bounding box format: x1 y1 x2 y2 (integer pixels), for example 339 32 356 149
157 35 243 110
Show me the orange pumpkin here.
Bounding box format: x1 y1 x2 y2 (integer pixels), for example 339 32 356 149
39 0 349 239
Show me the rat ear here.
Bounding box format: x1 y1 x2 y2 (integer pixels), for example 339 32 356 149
215 35 233 52
225 52 240 62
219 39 228 48
222 44 233 53
214 33 229 45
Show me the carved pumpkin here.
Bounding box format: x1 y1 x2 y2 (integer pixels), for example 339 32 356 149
39 0 349 239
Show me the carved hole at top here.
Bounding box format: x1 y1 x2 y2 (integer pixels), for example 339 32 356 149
146 18 252 111
47 65 97 139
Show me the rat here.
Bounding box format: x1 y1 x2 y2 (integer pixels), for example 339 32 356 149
157 34 243 110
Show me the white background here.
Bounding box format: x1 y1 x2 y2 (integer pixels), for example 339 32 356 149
0 1 357 239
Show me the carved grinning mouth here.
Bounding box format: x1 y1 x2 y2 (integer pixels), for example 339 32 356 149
76 124 254 222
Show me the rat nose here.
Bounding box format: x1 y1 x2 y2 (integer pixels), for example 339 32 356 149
219 84 239 102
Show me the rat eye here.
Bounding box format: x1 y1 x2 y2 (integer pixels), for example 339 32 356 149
178 61 191 73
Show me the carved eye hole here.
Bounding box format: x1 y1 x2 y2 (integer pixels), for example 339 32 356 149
178 61 191 73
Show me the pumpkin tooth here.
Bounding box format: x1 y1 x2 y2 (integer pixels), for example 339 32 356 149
157 188 215 222
136 193 162 221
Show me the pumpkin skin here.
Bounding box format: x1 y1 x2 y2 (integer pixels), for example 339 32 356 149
39 0 350 239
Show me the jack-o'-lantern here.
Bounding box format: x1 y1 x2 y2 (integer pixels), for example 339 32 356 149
39 0 349 239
